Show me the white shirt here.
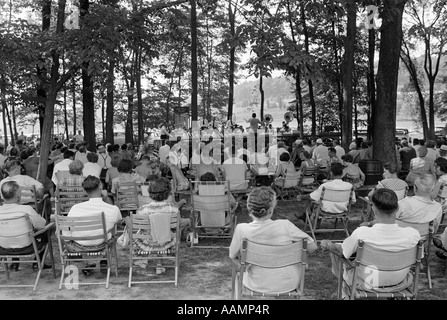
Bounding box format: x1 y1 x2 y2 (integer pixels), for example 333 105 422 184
312 144 330 167
65 198 122 246
0 204 47 248
342 224 421 287
0 175 43 204
334 145 346 159
75 152 88 164
52 159 73 186
397 195 442 232
83 162 102 179
158 145 171 164
229 219 315 294
310 179 355 213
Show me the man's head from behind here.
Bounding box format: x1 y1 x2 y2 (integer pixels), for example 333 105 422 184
82 175 102 196
1 181 21 203
4 159 21 175
371 188 398 216
414 174 435 196
330 162 343 177
63 150 75 159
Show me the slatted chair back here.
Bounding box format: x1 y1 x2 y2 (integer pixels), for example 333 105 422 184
55 212 118 289
55 185 89 216
19 186 38 210
127 212 181 287
395 219 434 289
115 182 139 212
232 238 308 300
345 239 423 300
190 181 236 248
0 215 56 290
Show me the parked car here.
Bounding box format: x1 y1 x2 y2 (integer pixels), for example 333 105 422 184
435 126 446 140
396 128 410 141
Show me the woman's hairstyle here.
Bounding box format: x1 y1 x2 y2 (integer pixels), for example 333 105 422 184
371 188 398 215
435 157 447 174
69 160 84 175
117 158 134 173
200 172 217 181
341 154 353 163
149 177 171 201
111 155 121 167
301 150 311 159
279 152 290 162
246 186 276 218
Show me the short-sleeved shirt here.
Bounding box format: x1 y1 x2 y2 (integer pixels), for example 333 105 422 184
309 179 355 213
229 219 315 294
0 175 43 204
65 198 122 246
341 224 420 287
0 204 47 248
397 195 442 232
83 162 102 179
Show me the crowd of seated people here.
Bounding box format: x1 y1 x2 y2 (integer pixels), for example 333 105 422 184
2 131 447 297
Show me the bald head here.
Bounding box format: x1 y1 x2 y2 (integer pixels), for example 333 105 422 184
1 181 21 203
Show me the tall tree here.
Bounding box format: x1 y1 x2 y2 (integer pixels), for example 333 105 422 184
374 0 407 165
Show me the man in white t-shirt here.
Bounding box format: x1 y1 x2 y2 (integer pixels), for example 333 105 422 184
65 176 122 275
312 138 330 168
321 188 421 298
297 163 355 213
52 150 75 186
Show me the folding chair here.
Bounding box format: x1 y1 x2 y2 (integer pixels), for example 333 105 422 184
297 166 320 194
336 239 424 300
222 163 250 191
396 219 434 289
127 212 180 287
189 180 238 248
0 215 56 291
55 185 89 216
20 185 50 221
171 169 190 202
231 238 308 300
55 212 119 289
358 185 408 223
304 186 354 242
114 182 139 217
276 170 300 201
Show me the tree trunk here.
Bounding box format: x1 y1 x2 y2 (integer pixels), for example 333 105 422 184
367 28 376 141
374 0 406 165
332 20 344 136
80 0 95 151
227 0 237 122
106 59 115 145
36 0 52 136
341 0 356 151
259 75 264 121
300 2 316 139
72 77 77 135
190 0 198 123
125 78 135 145
136 47 144 144
0 75 10 146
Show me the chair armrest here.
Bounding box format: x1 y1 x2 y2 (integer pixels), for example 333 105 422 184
37 194 50 204
340 256 356 269
34 222 55 237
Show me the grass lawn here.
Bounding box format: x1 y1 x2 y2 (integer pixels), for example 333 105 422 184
0 197 446 300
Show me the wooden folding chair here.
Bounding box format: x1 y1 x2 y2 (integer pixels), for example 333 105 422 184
55 212 119 289
337 239 424 300
358 185 408 223
231 238 308 300
55 185 89 216
297 166 320 194
0 215 56 291
114 182 140 217
127 212 180 287
20 185 50 222
396 219 434 289
304 186 354 242
189 180 238 248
